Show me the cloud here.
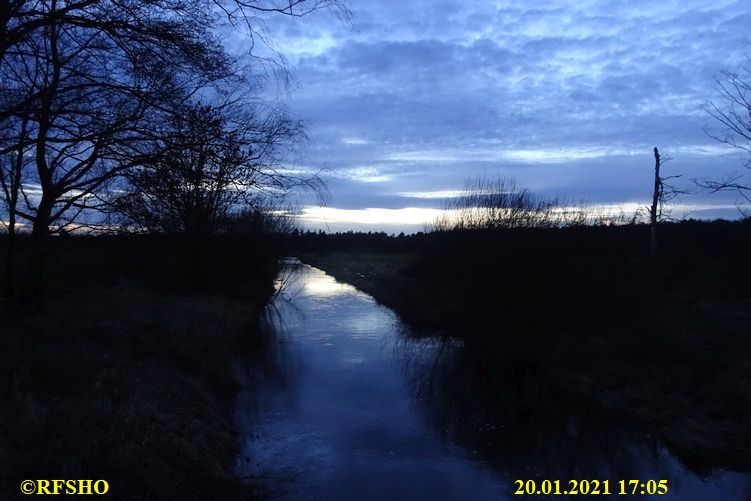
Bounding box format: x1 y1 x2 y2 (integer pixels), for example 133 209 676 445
326 166 395 183
266 0 751 227
396 190 466 199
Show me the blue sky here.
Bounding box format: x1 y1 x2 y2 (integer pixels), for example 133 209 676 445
257 0 751 232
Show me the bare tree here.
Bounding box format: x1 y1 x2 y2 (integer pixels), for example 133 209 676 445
0 0 345 303
432 176 594 231
0 1 350 67
0 114 29 299
649 147 661 256
648 147 685 256
110 101 321 235
0 0 236 302
700 67 751 216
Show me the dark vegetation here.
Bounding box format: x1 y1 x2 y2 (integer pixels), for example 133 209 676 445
2 0 751 497
0 232 284 499
1 1 347 498
294 218 751 473
0 0 344 305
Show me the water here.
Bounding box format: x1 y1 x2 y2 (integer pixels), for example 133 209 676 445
233 260 751 500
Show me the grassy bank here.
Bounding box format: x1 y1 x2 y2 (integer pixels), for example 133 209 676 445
0 234 280 499
296 220 751 474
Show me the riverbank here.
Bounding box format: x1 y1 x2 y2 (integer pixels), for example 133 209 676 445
296 252 437 327
297 223 751 474
0 235 279 499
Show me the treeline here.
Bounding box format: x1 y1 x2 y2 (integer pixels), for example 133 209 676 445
291 217 750 258
289 229 422 253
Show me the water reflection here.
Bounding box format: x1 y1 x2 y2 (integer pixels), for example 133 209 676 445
234 261 751 500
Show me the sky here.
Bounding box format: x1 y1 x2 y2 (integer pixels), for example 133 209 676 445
254 0 751 232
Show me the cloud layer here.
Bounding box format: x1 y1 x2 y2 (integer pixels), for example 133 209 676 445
262 0 751 230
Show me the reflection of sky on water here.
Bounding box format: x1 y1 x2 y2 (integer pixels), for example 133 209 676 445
233 261 751 500
300 272 353 298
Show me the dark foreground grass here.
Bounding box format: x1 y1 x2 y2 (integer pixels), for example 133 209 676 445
297 221 751 474
0 234 279 500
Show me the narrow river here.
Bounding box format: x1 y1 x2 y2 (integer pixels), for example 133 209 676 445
233 260 751 500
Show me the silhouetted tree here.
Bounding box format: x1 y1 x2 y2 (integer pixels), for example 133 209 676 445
111 102 319 235
648 147 686 255
701 66 751 216
0 114 28 299
0 0 236 302
650 147 662 256
432 176 590 231
0 0 345 303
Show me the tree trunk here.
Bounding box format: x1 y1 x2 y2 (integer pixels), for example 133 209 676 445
650 147 661 257
23 196 54 305
2 117 28 304
5 207 15 301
